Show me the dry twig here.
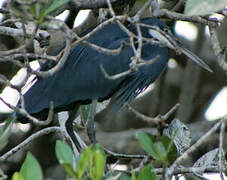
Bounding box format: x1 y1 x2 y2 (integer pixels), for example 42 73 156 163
166 115 227 179
0 127 62 162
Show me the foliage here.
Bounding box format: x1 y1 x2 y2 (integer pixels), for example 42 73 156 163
79 105 91 126
56 142 106 180
55 140 77 174
136 132 177 165
10 0 70 24
11 134 178 180
137 164 157 180
12 153 43 180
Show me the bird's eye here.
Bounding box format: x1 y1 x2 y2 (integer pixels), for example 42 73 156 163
163 28 169 33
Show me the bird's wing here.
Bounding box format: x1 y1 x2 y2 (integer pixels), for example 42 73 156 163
109 43 168 110
22 21 169 115
22 36 132 114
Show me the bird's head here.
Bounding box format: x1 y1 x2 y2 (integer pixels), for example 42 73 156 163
141 17 212 72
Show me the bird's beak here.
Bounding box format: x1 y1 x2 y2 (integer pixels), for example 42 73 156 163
148 29 213 72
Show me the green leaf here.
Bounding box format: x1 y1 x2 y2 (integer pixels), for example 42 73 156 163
223 146 227 153
80 105 91 125
29 4 36 17
118 173 131 180
137 164 157 180
39 0 70 23
161 136 177 165
89 145 106 180
136 132 159 159
20 152 43 180
131 168 136 180
137 0 148 5
62 163 77 178
32 4 41 20
44 0 70 15
29 0 49 20
154 142 167 162
184 0 227 16
76 146 92 179
12 172 24 180
55 140 76 170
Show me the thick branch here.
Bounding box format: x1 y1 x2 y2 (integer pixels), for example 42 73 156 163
154 166 227 175
0 26 50 39
152 8 218 27
70 0 119 10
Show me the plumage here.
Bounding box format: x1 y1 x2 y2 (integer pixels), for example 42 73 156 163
21 18 168 116
16 17 212 151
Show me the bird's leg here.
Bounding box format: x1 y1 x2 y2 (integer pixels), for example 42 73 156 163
86 100 97 144
65 105 82 151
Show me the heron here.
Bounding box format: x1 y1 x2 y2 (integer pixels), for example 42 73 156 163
16 17 212 151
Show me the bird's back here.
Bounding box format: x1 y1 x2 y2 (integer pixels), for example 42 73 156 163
21 18 168 116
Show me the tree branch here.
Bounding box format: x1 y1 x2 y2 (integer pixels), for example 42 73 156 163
166 115 227 179
0 25 50 39
152 6 218 27
209 26 227 72
0 127 62 162
70 0 120 10
219 120 226 180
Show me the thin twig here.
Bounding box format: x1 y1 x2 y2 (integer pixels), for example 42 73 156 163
132 0 151 22
126 103 179 125
0 53 56 62
104 147 147 159
150 166 226 176
166 115 227 179
100 55 159 80
71 0 120 10
0 26 50 39
0 18 20 26
134 24 143 60
219 119 226 180
100 64 132 80
106 0 135 39
0 45 26 56
163 103 180 120
0 127 62 162
73 32 126 55
0 97 54 126
72 15 127 47
124 165 227 176
152 8 218 27
0 56 24 67
0 75 21 91
209 26 227 72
